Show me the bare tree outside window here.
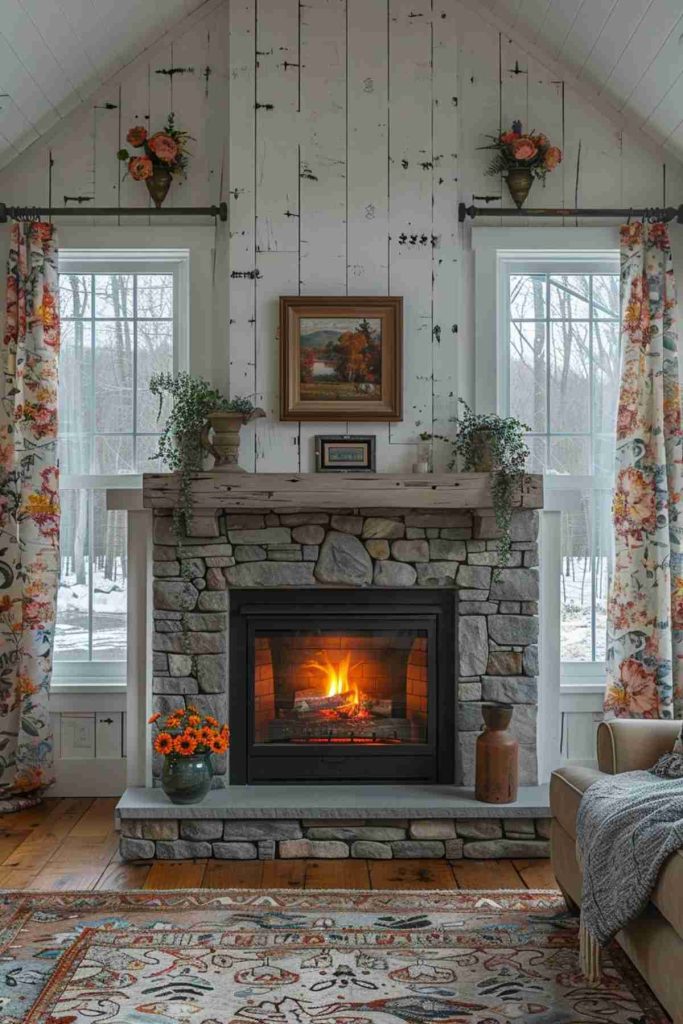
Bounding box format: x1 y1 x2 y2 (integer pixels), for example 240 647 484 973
55 270 174 670
508 270 619 664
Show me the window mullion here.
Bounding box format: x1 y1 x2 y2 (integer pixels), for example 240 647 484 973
133 275 138 470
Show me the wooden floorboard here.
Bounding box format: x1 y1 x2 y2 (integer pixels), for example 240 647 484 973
451 859 526 890
0 799 559 893
513 859 561 890
144 860 207 889
203 860 265 888
305 859 371 889
368 859 457 890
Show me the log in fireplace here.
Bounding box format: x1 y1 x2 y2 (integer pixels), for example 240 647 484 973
229 589 456 783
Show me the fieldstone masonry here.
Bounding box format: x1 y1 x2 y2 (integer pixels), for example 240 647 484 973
151 505 540 794
119 815 551 860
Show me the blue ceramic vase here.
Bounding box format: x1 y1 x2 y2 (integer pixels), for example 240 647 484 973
161 751 212 804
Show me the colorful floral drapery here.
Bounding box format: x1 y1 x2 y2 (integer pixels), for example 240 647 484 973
0 223 59 807
604 221 683 719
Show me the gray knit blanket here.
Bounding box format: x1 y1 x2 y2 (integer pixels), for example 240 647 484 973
576 771 683 979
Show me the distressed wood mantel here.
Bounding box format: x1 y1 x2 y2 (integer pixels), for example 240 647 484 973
141 471 543 511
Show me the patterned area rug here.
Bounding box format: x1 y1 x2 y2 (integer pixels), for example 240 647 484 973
0 888 668 1023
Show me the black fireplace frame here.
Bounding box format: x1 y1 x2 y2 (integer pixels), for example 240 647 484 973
229 588 456 784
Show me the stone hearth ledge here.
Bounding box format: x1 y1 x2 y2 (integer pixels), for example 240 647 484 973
116 785 551 860
117 784 549 819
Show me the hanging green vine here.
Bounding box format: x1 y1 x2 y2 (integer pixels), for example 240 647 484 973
149 372 257 661
149 371 256 536
424 399 530 575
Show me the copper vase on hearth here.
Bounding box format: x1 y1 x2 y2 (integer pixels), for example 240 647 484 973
475 703 519 804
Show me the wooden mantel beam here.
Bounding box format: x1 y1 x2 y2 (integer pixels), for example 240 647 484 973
142 471 543 511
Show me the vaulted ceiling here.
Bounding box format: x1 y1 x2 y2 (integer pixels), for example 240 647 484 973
1 0 683 173
0 0 208 167
485 0 683 159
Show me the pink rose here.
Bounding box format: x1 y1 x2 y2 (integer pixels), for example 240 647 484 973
128 156 153 181
511 137 537 161
147 132 179 164
544 145 562 170
126 125 147 148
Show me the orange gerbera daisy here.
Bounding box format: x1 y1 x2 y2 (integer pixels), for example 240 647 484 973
188 715 200 727
174 733 197 756
147 712 161 724
183 727 199 743
210 735 228 754
154 732 174 755
205 716 219 728
199 726 215 745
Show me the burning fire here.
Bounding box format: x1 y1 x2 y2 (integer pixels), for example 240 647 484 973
304 650 369 717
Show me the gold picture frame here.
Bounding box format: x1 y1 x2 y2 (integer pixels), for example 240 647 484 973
279 296 403 421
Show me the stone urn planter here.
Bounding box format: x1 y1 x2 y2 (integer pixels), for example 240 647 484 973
475 703 519 804
467 429 502 472
201 407 266 469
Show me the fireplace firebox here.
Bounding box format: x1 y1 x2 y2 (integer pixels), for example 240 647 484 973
229 589 456 783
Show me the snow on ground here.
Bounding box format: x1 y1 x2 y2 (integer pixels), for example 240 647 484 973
55 566 127 661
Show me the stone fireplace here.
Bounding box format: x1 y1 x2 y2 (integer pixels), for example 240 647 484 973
150 481 541 789
115 470 551 861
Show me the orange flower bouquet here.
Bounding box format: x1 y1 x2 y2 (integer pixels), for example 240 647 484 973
149 706 229 804
117 113 192 208
480 120 562 208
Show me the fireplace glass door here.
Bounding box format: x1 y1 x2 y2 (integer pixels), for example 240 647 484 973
229 590 456 783
254 629 429 747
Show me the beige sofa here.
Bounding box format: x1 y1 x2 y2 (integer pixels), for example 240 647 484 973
551 719 683 1023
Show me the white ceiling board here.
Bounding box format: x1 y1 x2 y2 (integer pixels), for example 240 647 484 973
0 0 211 166
601 3 683 110
492 0 683 161
574 0 652 92
533 0 585 60
559 0 619 70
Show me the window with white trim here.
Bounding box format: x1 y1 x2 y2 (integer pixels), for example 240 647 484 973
54 250 187 685
499 252 620 683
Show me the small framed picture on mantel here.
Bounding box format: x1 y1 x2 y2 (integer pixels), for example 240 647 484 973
315 435 376 473
279 295 403 421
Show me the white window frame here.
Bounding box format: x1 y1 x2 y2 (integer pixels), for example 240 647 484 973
53 227 218 691
473 226 620 695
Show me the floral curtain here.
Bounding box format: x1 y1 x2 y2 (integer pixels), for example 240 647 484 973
604 221 683 719
0 222 59 808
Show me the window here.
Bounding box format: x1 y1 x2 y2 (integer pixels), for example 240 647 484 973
55 251 188 686
490 244 620 686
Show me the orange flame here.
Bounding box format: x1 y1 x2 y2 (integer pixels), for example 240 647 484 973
305 650 361 705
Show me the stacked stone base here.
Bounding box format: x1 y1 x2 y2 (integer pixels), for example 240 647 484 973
120 816 551 861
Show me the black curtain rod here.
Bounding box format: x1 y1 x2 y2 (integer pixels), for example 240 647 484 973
458 202 683 224
0 202 228 222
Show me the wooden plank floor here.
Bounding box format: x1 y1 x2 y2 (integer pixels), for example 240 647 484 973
0 798 560 892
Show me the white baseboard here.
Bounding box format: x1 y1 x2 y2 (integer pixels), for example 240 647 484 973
50 758 127 797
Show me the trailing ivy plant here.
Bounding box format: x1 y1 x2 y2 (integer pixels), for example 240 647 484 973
425 399 530 575
149 372 257 663
149 371 256 536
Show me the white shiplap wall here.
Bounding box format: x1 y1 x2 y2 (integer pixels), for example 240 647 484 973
0 0 681 476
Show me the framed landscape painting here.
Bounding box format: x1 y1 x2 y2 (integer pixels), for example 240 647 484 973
279 296 402 421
